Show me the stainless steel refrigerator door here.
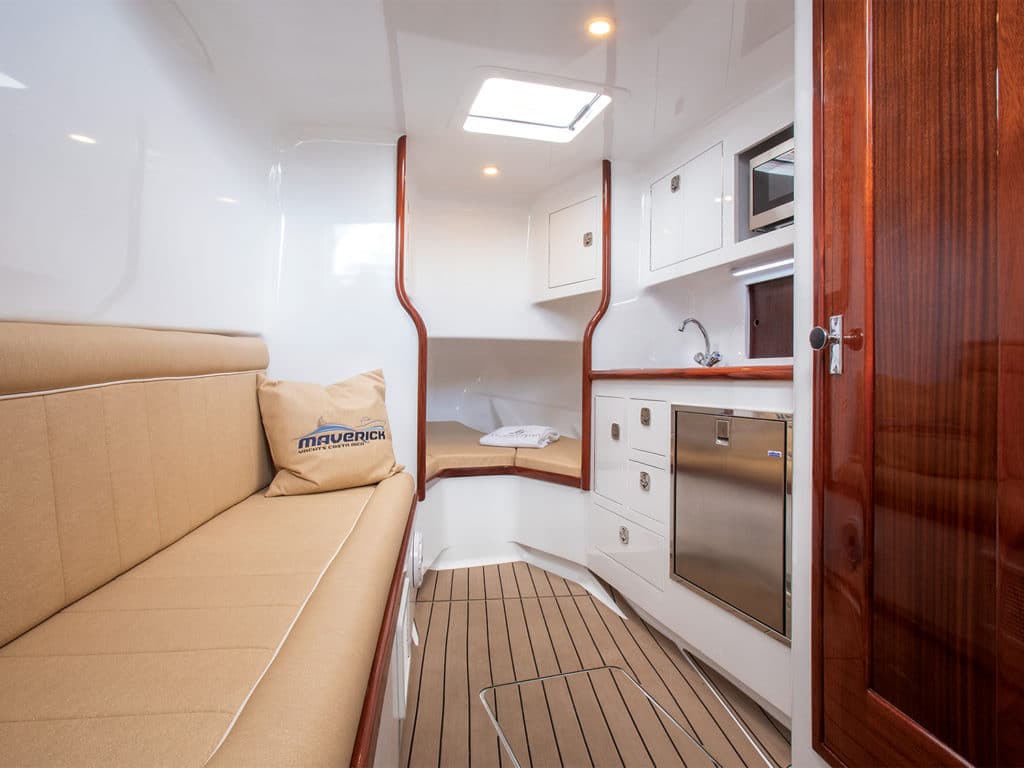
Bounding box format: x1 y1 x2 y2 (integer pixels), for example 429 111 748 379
673 411 787 634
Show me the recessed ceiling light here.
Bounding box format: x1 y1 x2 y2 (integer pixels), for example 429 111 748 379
0 72 27 89
215 196 240 204
587 18 613 37
67 133 96 145
463 77 611 144
482 166 500 176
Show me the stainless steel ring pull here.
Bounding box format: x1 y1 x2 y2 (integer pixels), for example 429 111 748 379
618 526 629 545
639 471 650 491
640 407 651 426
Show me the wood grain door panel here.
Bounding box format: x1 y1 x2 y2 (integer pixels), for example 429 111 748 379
813 0 1017 765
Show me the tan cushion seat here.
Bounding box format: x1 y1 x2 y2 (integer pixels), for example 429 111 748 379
513 435 581 477
425 421 515 477
0 473 413 767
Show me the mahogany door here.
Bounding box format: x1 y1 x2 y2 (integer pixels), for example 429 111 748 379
813 1 1023 766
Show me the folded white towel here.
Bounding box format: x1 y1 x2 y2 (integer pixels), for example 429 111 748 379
480 425 560 449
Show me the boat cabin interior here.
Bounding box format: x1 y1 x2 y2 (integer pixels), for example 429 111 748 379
0 1 1020 766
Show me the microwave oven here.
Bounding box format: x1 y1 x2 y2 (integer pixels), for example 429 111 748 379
749 137 795 232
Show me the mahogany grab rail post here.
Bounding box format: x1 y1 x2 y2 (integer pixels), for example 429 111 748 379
581 159 613 491
393 135 429 502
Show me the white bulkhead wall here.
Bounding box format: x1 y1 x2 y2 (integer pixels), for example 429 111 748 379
261 139 419 476
0 2 419 475
406 182 602 436
0 1 274 334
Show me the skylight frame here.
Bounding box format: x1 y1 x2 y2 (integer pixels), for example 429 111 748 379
462 77 612 144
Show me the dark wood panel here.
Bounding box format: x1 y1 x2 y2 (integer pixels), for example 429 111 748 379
870 1 998 763
350 495 418 767
581 159 613 491
815 1 1002 766
589 365 793 381
393 135 429 502
747 276 794 359
998 2 1024 764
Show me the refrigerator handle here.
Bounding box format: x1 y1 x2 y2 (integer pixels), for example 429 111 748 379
715 419 730 446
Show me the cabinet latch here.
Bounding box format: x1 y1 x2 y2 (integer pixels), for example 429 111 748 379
610 422 620 440
640 407 651 426
618 526 630 545
670 174 680 193
583 231 593 247
639 471 650 491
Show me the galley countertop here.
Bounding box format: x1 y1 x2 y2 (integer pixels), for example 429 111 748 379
588 365 794 381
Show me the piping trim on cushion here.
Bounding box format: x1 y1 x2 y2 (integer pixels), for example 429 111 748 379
201 488 375 764
0 370 265 401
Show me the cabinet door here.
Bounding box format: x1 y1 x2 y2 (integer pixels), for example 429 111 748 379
649 142 723 271
593 395 627 504
548 196 599 288
681 142 723 259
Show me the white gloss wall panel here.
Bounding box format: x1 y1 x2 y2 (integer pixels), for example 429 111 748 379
426 338 582 437
408 197 596 340
594 256 794 371
263 140 418 478
0 2 272 333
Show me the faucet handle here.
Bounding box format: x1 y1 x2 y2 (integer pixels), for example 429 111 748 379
693 352 706 365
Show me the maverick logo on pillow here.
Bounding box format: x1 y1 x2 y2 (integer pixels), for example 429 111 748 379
297 417 389 452
258 370 403 496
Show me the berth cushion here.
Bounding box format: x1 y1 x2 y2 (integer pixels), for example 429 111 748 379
258 370 402 497
513 435 582 477
0 322 268 397
425 421 516 476
0 473 414 767
425 421 581 479
0 324 273 647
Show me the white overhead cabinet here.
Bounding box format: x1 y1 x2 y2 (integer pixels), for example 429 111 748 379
649 142 723 272
548 196 600 289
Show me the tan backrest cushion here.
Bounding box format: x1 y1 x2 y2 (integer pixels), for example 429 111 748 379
0 322 273 646
258 370 402 497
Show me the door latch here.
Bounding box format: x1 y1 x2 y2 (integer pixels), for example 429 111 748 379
610 422 620 440
639 471 650 491
618 526 630 545
640 407 651 426
809 314 844 375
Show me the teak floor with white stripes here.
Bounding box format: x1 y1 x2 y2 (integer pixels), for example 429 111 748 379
400 562 790 768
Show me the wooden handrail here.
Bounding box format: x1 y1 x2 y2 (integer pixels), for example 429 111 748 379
349 494 417 767
394 135 429 502
580 159 613 491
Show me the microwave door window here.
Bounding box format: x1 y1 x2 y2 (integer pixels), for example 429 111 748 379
752 150 795 215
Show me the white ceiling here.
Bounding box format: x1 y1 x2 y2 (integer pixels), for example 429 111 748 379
161 0 794 206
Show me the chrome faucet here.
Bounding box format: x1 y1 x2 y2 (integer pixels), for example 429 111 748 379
678 317 722 367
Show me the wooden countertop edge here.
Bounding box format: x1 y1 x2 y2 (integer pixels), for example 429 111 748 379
588 365 794 381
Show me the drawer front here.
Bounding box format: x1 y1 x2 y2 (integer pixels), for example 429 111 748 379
593 503 667 589
594 395 628 503
626 461 670 527
629 399 669 456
